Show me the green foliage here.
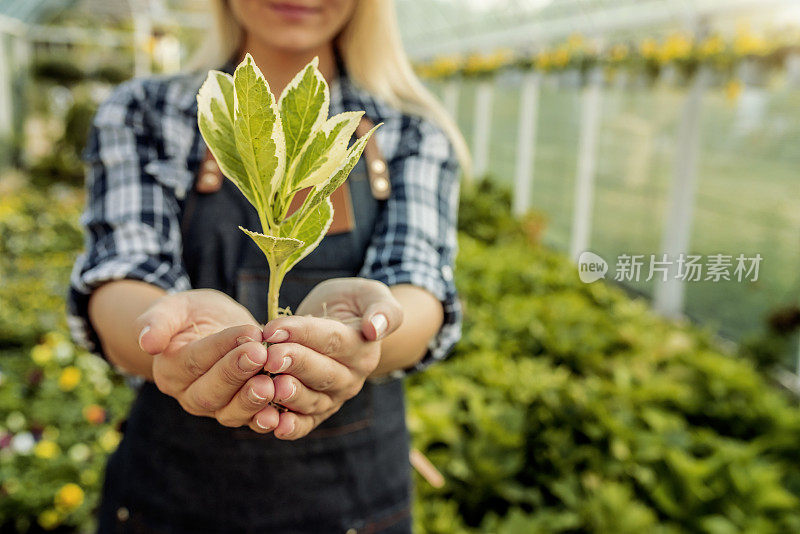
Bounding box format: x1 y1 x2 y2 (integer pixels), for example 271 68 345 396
31 58 132 87
3 179 800 532
197 54 377 319
409 183 800 533
457 178 524 244
0 186 83 347
89 65 131 85
31 59 85 87
29 98 97 188
0 335 134 532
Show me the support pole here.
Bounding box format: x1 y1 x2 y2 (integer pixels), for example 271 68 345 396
132 12 152 77
653 67 710 318
442 79 460 122
513 70 541 216
569 67 603 261
471 78 494 180
0 34 13 161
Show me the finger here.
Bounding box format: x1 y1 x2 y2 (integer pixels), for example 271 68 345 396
263 315 362 361
271 374 335 416
135 294 191 354
265 342 351 393
214 374 275 428
181 340 268 412
357 280 403 341
156 324 264 387
249 405 281 434
273 409 336 441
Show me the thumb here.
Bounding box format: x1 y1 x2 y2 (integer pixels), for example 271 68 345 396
133 293 190 355
359 290 404 342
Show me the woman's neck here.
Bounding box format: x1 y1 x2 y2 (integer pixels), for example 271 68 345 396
239 38 337 96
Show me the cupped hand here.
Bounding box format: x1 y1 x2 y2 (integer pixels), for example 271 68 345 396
260 278 403 440
135 289 281 432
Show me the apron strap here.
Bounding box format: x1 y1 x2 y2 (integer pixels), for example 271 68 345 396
356 117 391 200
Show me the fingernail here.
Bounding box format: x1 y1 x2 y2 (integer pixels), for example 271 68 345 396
370 314 388 339
255 418 272 431
238 352 262 372
237 335 255 346
248 387 267 403
137 325 150 351
282 382 297 401
266 329 289 343
276 356 292 373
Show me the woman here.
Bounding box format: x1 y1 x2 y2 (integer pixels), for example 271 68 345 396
67 0 468 532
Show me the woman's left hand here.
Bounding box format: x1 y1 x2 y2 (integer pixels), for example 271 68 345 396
258 278 403 440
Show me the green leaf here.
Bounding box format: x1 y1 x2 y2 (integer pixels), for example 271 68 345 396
278 57 329 171
289 111 363 190
238 226 304 267
233 53 285 215
280 198 334 274
197 71 256 207
301 123 380 215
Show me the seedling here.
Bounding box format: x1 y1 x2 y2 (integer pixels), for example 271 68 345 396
197 54 378 320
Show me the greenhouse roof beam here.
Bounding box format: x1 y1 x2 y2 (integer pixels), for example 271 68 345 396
406 0 797 58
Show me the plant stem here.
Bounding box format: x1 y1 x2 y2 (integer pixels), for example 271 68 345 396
267 267 283 321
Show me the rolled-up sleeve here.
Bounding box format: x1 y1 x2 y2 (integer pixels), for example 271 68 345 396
358 116 462 376
67 80 191 358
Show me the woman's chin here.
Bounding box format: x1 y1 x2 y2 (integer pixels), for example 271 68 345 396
255 31 330 55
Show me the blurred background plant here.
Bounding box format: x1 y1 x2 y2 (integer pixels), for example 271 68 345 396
2 178 800 532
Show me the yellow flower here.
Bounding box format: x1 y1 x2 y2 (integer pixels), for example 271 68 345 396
99 428 122 452
38 509 61 530
43 331 66 347
551 47 570 68
58 367 81 391
733 30 768 56
428 55 461 78
54 483 84 512
657 33 693 63
725 79 743 103
34 440 60 459
698 35 725 58
535 50 552 71
640 38 658 59
31 344 52 365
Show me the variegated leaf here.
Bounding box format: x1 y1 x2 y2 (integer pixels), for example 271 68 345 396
233 53 286 209
278 57 329 172
301 123 380 216
239 226 304 267
290 111 363 191
197 71 257 207
280 198 334 274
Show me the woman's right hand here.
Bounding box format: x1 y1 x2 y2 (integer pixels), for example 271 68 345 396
134 289 281 432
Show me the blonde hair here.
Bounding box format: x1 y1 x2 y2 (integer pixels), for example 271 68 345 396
187 0 471 177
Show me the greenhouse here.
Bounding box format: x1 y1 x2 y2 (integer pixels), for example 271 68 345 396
1 0 799 532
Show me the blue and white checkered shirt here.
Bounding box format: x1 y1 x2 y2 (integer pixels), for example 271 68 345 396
67 65 462 376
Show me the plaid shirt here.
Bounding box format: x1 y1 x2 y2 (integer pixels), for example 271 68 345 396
67 64 462 377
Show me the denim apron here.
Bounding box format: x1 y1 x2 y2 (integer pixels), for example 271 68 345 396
97 154 412 533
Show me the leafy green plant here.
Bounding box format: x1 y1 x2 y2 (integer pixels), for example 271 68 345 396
197 54 378 320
